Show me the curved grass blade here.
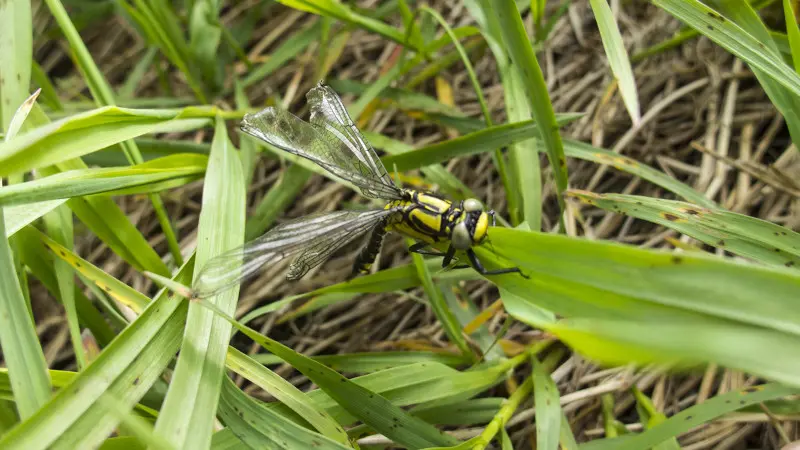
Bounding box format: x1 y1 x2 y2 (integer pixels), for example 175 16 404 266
588 0 640 124
0 262 193 450
653 0 800 148
153 117 246 449
566 190 800 268
218 378 353 450
532 354 562 450
494 0 568 226
409 238 474 360
0 154 208 207
225 347 350 445
381 115 578 172
194 298 460 449
0 106 210 177
0 90 51 419
0 213 51 419
252 351 468 373
0 0 31 132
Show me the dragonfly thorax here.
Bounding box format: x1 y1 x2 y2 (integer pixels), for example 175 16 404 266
384 191 490 250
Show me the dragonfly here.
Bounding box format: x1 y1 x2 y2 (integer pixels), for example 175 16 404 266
191 82 526 299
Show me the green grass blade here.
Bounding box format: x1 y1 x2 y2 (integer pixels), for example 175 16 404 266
381 115 577 172
562 140 715 208
588 0 641 124
566 191 800 268
13 227 117 346
409 239 474 360
464 0 540 227
234 80 257 186
784 0 800 73
251 351 468 373
4 200 66 237
0 211 52 419
630 388 679 449
0 87 52 420
41 0 191 265
494 0 568 226
42 202 86 369
36 156 172 277
610 384 797 450
0 154 208 207
0 0 32 132
218 378 353 450
0 263 191 449
0 105 209 177
240 20 320 88
225 348 350 444
274 0 412 48
532 353 563 450
194 299 460 449
31 62 63 112
654 0 800 148
153 117 246 449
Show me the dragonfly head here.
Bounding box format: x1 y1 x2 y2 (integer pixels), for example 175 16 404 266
451 198 491 250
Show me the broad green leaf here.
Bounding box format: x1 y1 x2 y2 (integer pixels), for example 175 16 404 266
588 0 641 124
553 316 800 388
566 191 800 268
482 227 800 335
0 262 193 450
154 117 245 449
0 106 211 176
0 154 208 206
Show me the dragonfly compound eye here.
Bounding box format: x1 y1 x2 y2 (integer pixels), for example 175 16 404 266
463 198 483 212
452 221 472 250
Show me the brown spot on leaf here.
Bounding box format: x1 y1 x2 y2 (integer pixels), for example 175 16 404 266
663 213 679 221
671 256 683 265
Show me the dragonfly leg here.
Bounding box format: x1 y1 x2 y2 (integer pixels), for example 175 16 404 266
466 248 529 278
408 242 446 257
441 245 456 268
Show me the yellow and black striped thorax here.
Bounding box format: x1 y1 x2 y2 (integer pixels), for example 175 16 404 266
385 190 490 247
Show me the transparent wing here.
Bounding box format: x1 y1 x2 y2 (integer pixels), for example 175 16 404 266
306 83 397 195
240 92 402 200
191 209 394 298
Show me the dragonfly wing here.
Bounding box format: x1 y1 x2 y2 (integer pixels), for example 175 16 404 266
241 104 402 201
192 209 395 298
306 83 399 199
